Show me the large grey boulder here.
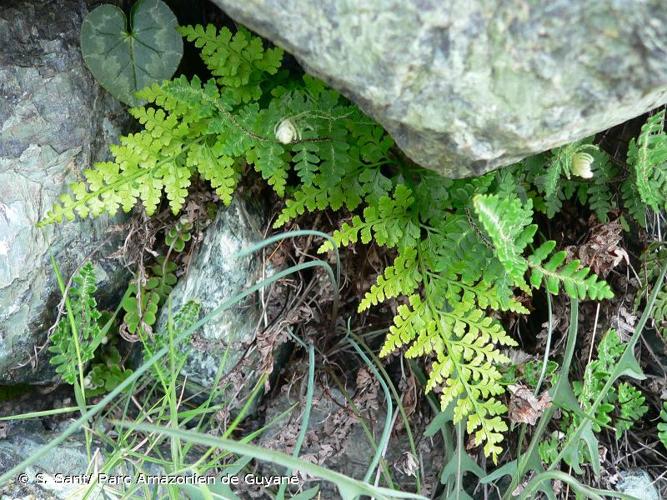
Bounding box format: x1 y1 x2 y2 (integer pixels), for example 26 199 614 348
0 0 128 383
156 199 266 402
211 0 667 177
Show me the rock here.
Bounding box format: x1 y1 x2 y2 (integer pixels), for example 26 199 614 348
0 1 129 383
255 366 441 497
616 469 660 500
156 199 266 402
0 420 167 499
210 0 667 177
0 420 93 499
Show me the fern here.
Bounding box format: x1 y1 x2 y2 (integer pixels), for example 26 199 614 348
49 262 106 385
636 243 667 338
473 194 613 300
543 140 599 199
153 300 201 357
615 382 648 438
40 24 286 223
544 330 649 468
180 25 282 104
629 110 667 212
165 216 193 253
659 402 667 449
85 344 133 397
41 24 625 460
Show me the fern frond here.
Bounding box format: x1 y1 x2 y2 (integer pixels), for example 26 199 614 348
615 382 647 438
247 143 288 196
187 143 237 205
319 185 420 252
179 25 283 103
49 262 104 384
527 241 614 300
472 194 537 290
381 295 516 461
629 110 667 212
359 247 421 311
659 402 667 449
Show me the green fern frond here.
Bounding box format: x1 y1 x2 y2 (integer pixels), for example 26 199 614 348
527 241 613 300
359 247 421 311
472 194 537 290
473 193 612 301
621 179 648 228
179 25 283 104
615 382 647 438
629 110 667 212
543 140 598 199
49 262 104 384
659 402 667 449
319 185 420 252
381 295 516 460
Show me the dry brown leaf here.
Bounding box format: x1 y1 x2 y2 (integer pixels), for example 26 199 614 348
508 384 552 426
394 451 419 477
569 219 629 277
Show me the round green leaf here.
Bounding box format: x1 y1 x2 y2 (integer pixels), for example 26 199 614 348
80 0 183 105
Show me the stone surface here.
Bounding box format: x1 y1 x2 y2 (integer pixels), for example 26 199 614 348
0 420 93 499
211 0 667 177
156 199 266 400
0 420 165 498
0 0 128 384
616 469 660 500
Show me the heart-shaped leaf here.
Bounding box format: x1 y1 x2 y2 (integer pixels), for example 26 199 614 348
80 0 183 105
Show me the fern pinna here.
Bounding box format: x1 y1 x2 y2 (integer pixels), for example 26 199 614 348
43 24 664 460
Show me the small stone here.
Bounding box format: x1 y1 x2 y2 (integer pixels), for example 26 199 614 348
616 469 660 500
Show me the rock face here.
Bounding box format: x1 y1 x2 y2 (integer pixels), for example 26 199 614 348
156 199 266 400
0 0 128 383
0 421 92 499
211 0 667 177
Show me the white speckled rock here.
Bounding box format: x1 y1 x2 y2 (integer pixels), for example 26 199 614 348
0 0 129 384
616 469 660 500
156 199 266 399
210 0 667 177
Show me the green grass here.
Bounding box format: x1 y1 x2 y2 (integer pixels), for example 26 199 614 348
0 231 429 499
